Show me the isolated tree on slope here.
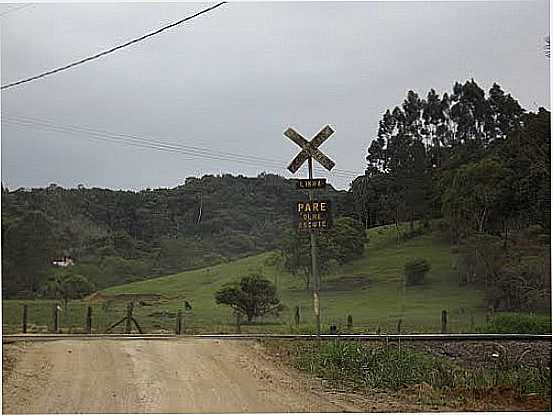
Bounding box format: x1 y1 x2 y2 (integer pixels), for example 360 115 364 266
43 270 95 309
214 273 283 323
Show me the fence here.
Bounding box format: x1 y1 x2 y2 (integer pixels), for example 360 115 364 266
3 301 188 335
4 301 497 335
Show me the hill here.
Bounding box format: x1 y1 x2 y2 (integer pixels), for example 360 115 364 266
99 224 487 333
1 173 354 297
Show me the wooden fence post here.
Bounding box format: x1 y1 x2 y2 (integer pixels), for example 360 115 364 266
176 310 182 335
347 314 353 331
441 310 448 334
22 304 28 334
486 305 494 324
397 318 402 334
53 303 59 333
235 312 241 334
125 303 133 334
86 306 92 334
294 306 300 327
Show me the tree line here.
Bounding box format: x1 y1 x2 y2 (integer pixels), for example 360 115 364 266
350 80 550 312
1 173 353 298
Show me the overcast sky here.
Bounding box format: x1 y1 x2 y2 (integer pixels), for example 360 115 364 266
1 1 550 191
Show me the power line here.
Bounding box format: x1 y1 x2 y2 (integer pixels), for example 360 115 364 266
5 115 362 180
4 118 359 183
3 117 266 168
3 118 199 161
3 114 364 179
0 2 227 91
0 4 33 18
3 117 362 183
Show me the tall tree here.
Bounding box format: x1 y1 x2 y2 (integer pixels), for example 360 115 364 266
279 217 366 289
486 83 524 142
441 158 511 239
367 91 432 231
2 211 60 296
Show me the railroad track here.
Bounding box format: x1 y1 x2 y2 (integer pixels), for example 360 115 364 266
3 333 551 343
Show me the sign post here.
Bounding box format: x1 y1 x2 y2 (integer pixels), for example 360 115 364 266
284 125 336 336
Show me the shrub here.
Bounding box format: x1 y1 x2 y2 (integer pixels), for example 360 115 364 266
484 313 551 334
400 227 426 242
404 258 431 286
490 259 551 312
523 224 545 239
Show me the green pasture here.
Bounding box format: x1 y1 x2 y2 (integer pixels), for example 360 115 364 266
3 224 493 334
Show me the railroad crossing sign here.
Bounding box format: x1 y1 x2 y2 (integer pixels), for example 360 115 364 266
285 125 336 173
283 124 337 337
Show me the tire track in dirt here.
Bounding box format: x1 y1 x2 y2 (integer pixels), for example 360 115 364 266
2 339 357 413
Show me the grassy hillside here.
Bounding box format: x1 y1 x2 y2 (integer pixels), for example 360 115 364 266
111 224 488 333
2 225 491 334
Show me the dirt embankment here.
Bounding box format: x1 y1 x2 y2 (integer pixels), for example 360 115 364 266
2 339 358 414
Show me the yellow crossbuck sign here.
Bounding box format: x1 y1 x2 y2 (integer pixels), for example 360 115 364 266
285 125 336 173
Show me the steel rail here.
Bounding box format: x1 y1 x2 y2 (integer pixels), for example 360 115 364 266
3 333 551 343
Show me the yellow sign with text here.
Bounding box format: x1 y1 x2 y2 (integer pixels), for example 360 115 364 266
295 200 332 231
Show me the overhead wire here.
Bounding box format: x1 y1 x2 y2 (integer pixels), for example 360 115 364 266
3 114 364 180
6 114 361 175
1 2 227 90
4 118 360 184
0 4 33 18
3 118 201 162
3 116 362 183
3 117 282 170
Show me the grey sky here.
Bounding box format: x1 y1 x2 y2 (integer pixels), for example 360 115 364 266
1 1 550 191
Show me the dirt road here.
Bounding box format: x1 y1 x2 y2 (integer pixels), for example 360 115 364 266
2 339 358 414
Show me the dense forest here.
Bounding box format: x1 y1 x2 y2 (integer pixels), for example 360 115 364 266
1 173 353 297
351 80 550 312
2 79 551 315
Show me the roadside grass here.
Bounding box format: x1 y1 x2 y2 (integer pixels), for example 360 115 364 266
262 339 552 407
2 223 543 334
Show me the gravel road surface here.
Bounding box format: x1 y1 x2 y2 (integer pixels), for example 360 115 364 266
2 339 357 414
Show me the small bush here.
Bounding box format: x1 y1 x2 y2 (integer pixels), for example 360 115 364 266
404 258 431 286
484 313 551 334
434 218 451 238
400 227 425 241
523 224 545 239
